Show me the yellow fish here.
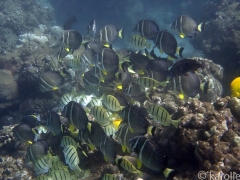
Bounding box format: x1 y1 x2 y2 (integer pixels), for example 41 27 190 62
231 77 240 98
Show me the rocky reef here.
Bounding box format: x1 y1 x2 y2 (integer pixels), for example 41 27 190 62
191 0 240 96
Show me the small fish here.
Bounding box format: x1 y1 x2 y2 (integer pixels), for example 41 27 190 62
79 121 106 149
63 145 80 170
147 104 179 128
34 154 53 175
115 123 139 153
100 135 117 164
59 93 73 109
171 15 204 38
48 170 75 180
88 97 102 109
100 24 124 44
134 77 167 88
102 124 117 137
155 30 184 59
21 114 41 128
115 156 142 176
129 136 173 176
129 35 151 49
60 136 81 149
133 19 159 40
168 59 204 77
13 123 35 145
26 141 49 163
46 111 62 136
230 77 240 98
102 95 124 112
62 101 89 132
120 105 150 135
63 15 77 30
102 173 118 180
90 106 111 126
62 30 82 52
39 71 64 92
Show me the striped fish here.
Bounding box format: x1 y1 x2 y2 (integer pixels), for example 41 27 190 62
134 77 167 88
102 124 116 137
60 136 80 149
78 95 93 107
90 106 111 126
147 104 179 128
34 155 53 175
102 95 123 112
48 170 75 180
69 54 81 70
102 173 118 180
115 123 138 153
129 35 151 49
59 93 73 108
88 97 102 109
115 156 142 176
63 145 80 170
36 174 52 180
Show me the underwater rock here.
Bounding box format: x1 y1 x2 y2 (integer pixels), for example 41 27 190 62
19 33 48 44
0 70 18 100
229 97 240 119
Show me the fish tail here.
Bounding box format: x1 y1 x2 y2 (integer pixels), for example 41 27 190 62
176 47 184 58
171 120 180 128
198 22 204 32
163 168 175 178
119 28 124 38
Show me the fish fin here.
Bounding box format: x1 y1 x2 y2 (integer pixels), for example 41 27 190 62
138 70 145 75
69 124 75 132
147 125 153 136
115 83 123 90
147 43 151 49
87 122 92 133
52 87 58 90
180 33 185 38
176 47 184 58
137 170 143 176
128 65 137 74
122 145 127 152
112 119 122 129
36 114 41 121
104 156 109 162
136 158 142 169
88 143 95 151
171 120 180 128
159 49 164 54
119 28 124 38
102 70 107 75
167 56 176 61
129 127 134 133
65 47 70 52
82 150 88 157
178 93 184 100
158 80 169 87
163 168 175 178
198 22 204 32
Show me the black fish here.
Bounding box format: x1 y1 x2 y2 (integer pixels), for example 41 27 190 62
120 105 149 135
26 141 49 163
129 136 167 174
155 30 184 59
171 15 204 38
62 101 89 132
46 111 62 136
133 20 159 40
13 123 35 144
180 72 200 97
63 15 77 30
168 59 204 77
62 30 82 52
99 24 123 44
